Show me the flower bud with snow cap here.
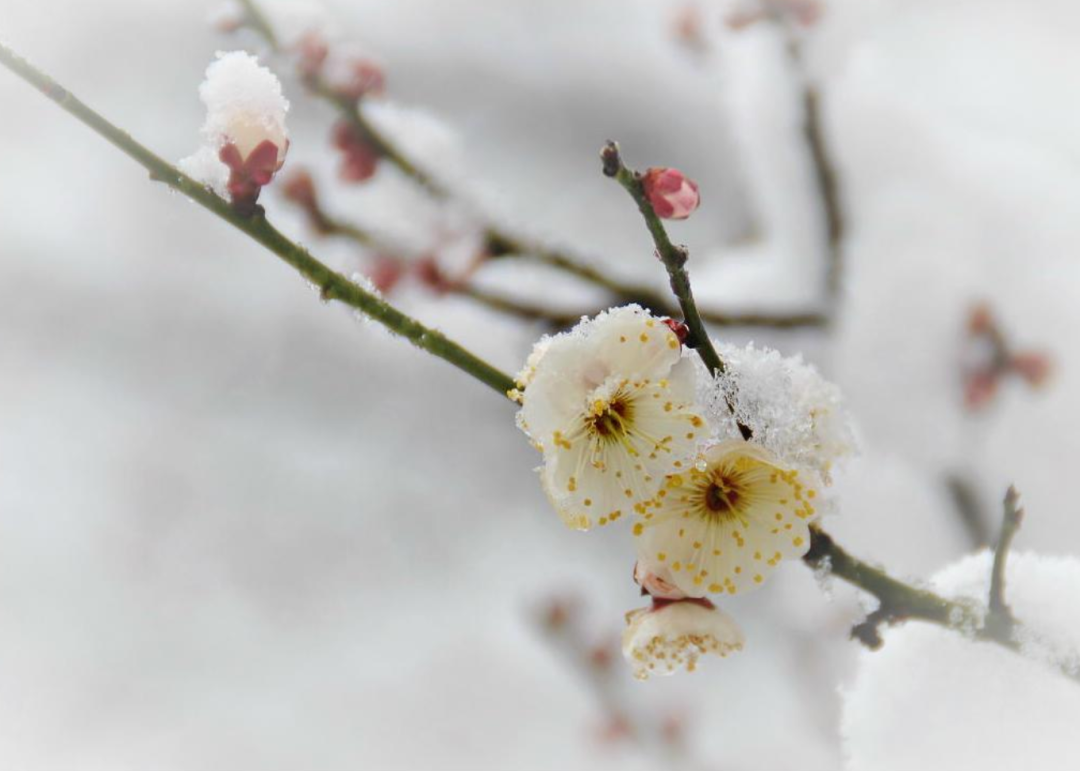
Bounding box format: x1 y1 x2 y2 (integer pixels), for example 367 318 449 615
180 51 290 215
641 167 700 220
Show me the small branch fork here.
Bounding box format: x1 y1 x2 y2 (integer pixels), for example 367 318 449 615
602 141 752 440
237 0 824 332
2 42 1076 686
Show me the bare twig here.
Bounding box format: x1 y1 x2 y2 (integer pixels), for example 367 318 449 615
987 486 1025 637
601 140 753 440
944 471 992 548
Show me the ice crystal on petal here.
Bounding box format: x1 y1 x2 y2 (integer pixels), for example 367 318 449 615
622 599 744 680
517 306 707 531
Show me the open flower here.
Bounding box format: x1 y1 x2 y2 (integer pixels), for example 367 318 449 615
635 439 818 596
517 306 707 530
622 598 744 679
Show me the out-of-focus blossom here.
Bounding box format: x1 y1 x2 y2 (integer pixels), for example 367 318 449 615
622 598 744 679
332 120 380 182
516 306 707 530
961 303 1053 412
635 439 817 596
641 167 700 220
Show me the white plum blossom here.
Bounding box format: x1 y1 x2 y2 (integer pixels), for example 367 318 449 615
622 599 744 679
516 306 707 530
180 51 289 207
634 439 819 597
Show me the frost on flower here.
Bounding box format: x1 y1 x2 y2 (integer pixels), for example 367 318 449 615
622 598 744 680
702 343 856 491
635 439 818 596
516 306 707 530
842 551 1080 771
179 51 289 211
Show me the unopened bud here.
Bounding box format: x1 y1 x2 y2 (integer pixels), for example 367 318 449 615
642 167 700 220
662 318 689 345
1010 352 1052 388
332 120 380 183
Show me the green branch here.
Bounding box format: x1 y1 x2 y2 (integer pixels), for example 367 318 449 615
0 42 516 398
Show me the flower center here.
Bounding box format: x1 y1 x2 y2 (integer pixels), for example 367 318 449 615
703 472 743 519
589 397 632 440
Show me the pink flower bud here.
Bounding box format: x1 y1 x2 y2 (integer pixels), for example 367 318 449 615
642 167 700 220
332 120 380 183
662 318 689 345
1010 352 1052 388
369 257 405 295
280 168 319 211
219 137 287 214
295 31 330 82
336 59 386 102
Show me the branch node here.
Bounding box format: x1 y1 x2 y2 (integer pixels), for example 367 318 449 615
600 140 621 177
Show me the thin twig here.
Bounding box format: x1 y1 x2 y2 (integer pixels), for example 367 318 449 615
601 140 753 440
0 42 517 398
783 28 844 300
239 0 825 331
944 471 992 548
987 485 1024 637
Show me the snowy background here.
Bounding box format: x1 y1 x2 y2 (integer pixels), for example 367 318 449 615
1 0 1079 768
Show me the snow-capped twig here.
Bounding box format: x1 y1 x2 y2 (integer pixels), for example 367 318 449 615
0 42 517 398
987 486 1024 637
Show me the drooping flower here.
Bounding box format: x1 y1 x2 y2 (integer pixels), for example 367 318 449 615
517 306 707 530
641 167 700 220
634 439 818 597
622 598 744 679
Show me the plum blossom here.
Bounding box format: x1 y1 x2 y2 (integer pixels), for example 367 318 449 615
622 598 744 679
516 306 707 530
634 439 818 596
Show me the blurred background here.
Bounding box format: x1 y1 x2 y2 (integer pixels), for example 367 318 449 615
1 0 1079 768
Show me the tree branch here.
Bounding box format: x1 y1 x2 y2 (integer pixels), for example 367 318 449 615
238 0 825 332
0 42 517 398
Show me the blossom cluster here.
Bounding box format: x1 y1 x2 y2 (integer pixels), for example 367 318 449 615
515 305 855 678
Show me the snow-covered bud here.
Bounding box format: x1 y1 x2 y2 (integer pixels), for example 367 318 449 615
641 167 700 220
180 52 289 213
622 598 744 679
332 120 380 182
634 561 688 601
